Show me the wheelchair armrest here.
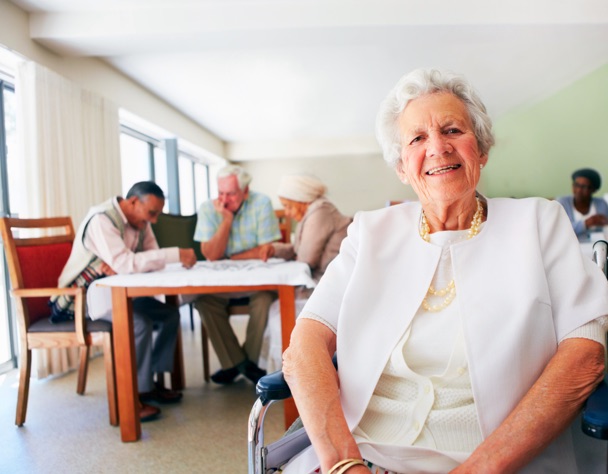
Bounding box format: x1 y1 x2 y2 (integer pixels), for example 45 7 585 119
256 370 291 405
255 354 338 406
582 374 608 439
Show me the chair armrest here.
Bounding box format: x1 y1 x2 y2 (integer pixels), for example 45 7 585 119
582 374 608 439
12 287 82 298
13 287 87 345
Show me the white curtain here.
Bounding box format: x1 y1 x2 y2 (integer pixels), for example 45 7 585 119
16 61 121 378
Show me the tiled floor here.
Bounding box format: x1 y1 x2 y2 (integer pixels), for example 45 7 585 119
0 309 284 473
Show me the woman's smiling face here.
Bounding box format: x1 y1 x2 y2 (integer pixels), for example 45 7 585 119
396 92 487 205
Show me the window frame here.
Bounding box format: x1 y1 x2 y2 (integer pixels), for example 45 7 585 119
0 78 18 374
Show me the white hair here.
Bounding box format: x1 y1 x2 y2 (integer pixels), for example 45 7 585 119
375 68 495 170
217 165 252 190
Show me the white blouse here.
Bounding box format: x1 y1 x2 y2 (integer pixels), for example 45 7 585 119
353 229 482 470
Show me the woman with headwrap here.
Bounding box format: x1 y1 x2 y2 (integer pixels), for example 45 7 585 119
274 174 352 281
260 174 352 372
557 168 608 241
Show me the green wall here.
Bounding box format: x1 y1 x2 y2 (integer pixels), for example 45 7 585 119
484 63 608 199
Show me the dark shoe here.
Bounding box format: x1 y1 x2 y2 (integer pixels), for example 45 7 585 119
210 366 240 385
241 361 266 384
140 387 183 404
139 402 161 422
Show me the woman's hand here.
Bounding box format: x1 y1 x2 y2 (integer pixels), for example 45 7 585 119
585 214 608 228
451 337 604 473
271 242 296 260
257 243 275 261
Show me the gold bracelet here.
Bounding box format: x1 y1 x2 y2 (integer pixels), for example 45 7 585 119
335 459 366 474
328 458 366 474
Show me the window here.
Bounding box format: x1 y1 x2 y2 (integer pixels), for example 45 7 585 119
177 153 210 216
120 127 170 212
0 76 18 373
119 122 215 215
120 132 153 188
193 162 210 212
178 156 195 215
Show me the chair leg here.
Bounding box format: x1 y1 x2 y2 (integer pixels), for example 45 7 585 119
170 325 185 390
102 333 119 426
201 322 210 382
15 347 32 427
189 303 195 331
77 345 90 395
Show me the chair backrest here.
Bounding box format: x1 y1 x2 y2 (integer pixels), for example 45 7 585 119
0 217 74 325
151 213 205 261
152 211 289 260
274 209 292 244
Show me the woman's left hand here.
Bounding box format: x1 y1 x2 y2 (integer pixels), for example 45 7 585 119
258 243 275 261
451 337 604 473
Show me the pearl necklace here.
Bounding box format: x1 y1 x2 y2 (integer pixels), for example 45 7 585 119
420 197 483 312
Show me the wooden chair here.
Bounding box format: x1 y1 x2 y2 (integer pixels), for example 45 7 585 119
274 209 292 244
0 216 117 426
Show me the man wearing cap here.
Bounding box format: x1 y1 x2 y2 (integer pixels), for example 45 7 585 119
557 167 608 241
193 165 281 385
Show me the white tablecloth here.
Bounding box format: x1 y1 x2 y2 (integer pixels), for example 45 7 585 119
87 259 315 320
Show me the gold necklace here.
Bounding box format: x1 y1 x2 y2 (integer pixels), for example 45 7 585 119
420 197 483 312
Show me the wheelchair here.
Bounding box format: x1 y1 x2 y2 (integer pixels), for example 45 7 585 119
582 239 608 441
248 370 310 474
248 240 608 473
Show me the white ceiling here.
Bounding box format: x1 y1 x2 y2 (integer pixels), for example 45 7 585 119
8 0 608 158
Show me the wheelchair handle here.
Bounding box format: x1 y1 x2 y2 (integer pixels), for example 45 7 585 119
592 240 608 278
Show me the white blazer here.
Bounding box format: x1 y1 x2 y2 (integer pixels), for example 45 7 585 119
290 197 608 473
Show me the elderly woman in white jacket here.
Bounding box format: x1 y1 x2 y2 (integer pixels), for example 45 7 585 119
281 68 608 474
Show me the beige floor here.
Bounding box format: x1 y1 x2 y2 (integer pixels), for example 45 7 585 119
0 309 284 473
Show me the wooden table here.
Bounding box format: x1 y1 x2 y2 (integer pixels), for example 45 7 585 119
90 260 315 442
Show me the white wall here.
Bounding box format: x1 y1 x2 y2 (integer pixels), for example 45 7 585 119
240 154 419 217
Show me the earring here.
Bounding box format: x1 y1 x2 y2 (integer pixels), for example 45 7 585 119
480 164 484 170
